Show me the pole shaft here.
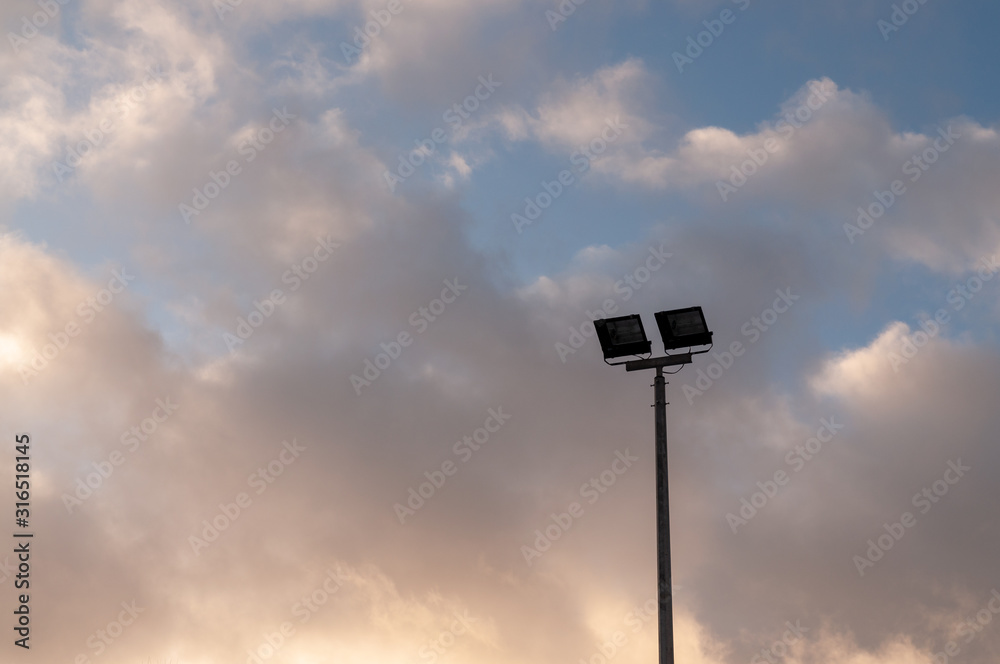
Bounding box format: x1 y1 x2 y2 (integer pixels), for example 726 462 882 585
654 367 674 664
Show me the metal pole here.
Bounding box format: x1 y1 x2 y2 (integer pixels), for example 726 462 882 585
654 366 674 664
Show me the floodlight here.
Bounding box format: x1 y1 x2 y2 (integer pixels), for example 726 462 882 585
594 314 652 360
654 306 713 351
598 304 712 664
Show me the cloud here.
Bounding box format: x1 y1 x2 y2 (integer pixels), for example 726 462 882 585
3 2 1000 662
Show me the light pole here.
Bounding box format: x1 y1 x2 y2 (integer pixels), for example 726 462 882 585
594 308 713 664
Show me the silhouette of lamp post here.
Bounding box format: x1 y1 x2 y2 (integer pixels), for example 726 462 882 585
594 307 713 664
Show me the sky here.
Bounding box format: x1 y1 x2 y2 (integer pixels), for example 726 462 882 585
1 0 1000 663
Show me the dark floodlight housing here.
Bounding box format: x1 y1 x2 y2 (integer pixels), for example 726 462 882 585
655 306 713 351
594 314 652 360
